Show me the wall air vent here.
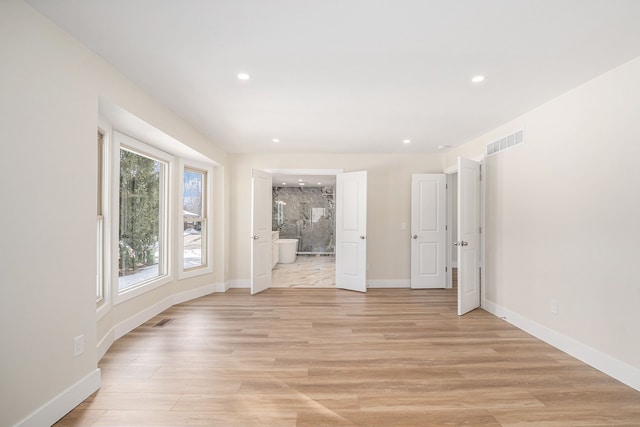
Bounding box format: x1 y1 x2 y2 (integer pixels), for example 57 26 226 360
487 129 525 156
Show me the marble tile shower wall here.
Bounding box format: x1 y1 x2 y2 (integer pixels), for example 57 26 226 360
272 186 335 253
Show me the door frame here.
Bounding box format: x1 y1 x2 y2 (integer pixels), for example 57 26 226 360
410 173 447 289
444 157 487 307
261 168 344 287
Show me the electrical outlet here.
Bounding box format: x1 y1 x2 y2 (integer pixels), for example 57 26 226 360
73 335 84 357
550 299 558 315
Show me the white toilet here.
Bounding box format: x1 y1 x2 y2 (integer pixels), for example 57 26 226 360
278 239 298 263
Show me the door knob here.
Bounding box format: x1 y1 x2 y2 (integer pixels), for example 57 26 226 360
454 241 468 246
412 235 418 239
252 235 260 240
360 235 366 239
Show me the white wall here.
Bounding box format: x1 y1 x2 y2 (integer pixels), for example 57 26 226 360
444 56 640 386
229 153 443 286
0 2 228 426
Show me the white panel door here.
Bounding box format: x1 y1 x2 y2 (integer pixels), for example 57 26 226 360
411 174 447 289
457 158 481 315
251 169 272 295
336 171 367 292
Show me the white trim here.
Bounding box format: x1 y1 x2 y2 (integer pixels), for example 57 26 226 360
367 279 411 288
112 131 175 306
113 296 173 339
446 173 454 289
480 158 487 307
443 165 457 174
482 299 640 392
264 168 344 176
97 328 115 361
14 369 101 427
97 281 223 361
178 158 215 280
96 115 112 319
227 279 250 288
171 283 218 305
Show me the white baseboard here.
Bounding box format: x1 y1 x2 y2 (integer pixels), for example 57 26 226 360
227 279 250 288
482 298 640 392
97 328 115 361
98 281 224 360
367 279 411 288
15 369 101 427
113 296 174 340
171 282 219 305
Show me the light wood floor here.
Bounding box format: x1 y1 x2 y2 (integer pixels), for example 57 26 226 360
55 289 640 426
272 255 335 288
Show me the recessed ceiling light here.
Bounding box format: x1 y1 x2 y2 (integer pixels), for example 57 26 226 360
299 182 305 186
437 145 452 150
298 179 303 182
282 182 287 185
317 182 322 185
402 139 411 144
272 138 280 143
471 75 485 83
237 73 250 80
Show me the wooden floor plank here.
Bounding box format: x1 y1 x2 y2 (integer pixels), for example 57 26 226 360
55 288 640 426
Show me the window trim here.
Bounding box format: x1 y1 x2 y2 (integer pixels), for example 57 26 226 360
97 117 111 319
178 158 214 279
112 131 174 305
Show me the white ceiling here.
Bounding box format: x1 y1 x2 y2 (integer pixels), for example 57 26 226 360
26 0 640 154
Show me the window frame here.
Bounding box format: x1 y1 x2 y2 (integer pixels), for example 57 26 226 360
112 131 174 305
178 159 214 279
97 118 111 318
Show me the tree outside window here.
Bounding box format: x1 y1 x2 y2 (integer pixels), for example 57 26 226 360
183 168 206 269
118 148 165 290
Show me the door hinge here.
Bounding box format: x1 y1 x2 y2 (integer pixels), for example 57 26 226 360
479 226 482 234
445 266 448 272
445 225 448 231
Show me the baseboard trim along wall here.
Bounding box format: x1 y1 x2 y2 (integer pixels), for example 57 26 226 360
98 281 224 360
482 299 640 392
227 279 414 289
227 279 250 288
15 369 101 427
367 280 411 288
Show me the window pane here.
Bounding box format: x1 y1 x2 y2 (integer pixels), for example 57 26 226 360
183 170 204 216
183 169 206 270
119 148 164 290
97 130 105 302
184 220 204 268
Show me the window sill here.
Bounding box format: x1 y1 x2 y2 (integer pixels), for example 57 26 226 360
112 273 173 306
178 265 213 280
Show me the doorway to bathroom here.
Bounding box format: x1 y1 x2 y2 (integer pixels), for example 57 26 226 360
269 169 341 288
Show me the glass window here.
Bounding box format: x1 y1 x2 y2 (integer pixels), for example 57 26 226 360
96 129 105 303
183 168 206 270
118 147 168 291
